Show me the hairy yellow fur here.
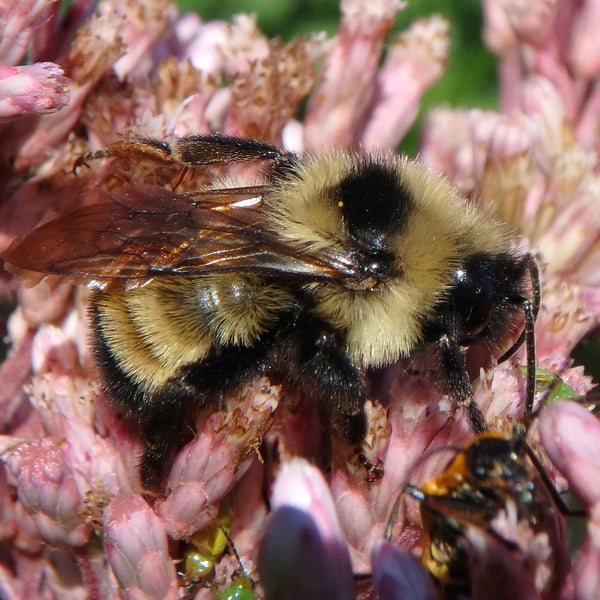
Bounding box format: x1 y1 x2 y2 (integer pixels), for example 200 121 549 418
265 152 513 367
96 275 295 391
93 148 519 386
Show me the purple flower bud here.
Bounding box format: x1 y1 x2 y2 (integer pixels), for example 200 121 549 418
259 459 354 600
371 541 438 600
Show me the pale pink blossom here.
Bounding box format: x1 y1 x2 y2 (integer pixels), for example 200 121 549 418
0 0 598 598
304 0 439 151
5 438 89 547
0 63 70 122
156 379 279 539
539 401 600 600
360 16 449 149
105 494 179 599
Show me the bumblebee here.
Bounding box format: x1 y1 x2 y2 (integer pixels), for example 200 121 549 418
403 430 569 598
2 134 539 490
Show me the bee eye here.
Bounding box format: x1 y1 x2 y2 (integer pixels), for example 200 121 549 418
422 254 503 346
453 265 496 341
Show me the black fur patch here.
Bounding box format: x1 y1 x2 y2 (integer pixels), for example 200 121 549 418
335 159 413 246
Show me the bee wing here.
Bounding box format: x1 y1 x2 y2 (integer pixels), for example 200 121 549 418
2 183 356 288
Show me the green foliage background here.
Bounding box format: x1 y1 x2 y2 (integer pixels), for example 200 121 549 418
175 0 498 155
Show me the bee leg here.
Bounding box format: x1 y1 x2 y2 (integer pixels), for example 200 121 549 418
137 384 204 492
438 334 487 433
137 344 272 491
92 332 203 491
275 322 367 444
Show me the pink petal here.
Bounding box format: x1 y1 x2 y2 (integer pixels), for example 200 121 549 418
539 400 600 506
104 494 178 599
6 438 89 546
0 63 69 122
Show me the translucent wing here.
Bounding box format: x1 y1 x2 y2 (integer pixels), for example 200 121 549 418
2 183 356 288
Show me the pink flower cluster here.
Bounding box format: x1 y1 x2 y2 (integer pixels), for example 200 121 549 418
0 0 599 598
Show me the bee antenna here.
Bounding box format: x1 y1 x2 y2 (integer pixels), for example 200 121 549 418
497 255 540 414
522 297 537 413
